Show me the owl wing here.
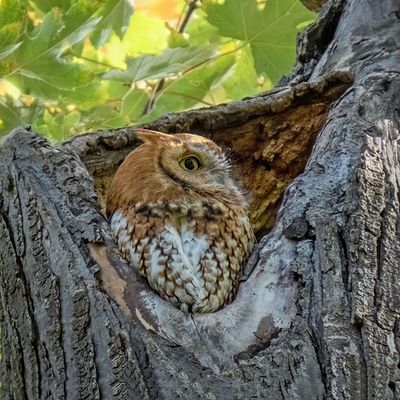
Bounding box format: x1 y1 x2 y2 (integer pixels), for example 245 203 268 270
110 206 157 276
193 206 255 313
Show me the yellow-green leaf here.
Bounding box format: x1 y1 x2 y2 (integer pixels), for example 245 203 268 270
204 0 315 82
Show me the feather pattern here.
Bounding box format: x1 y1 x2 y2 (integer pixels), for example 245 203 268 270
107 129 255 313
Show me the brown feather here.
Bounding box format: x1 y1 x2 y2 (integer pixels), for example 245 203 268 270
106 130 255 313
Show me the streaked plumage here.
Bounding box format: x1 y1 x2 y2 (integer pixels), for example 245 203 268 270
106 129 254 313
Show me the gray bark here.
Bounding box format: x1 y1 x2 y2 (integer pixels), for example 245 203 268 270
1 0 400 399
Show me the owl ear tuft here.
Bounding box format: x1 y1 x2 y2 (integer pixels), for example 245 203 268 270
135 129 171 145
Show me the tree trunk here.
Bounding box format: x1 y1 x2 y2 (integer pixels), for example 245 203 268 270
1 0 400 398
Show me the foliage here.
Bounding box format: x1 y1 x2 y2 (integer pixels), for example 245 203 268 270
0 0 315 140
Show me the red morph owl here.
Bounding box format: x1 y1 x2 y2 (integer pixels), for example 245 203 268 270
106 129 255 313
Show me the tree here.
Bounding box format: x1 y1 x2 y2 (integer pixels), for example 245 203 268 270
1 0 399 398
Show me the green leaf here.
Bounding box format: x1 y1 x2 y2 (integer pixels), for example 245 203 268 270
29 0 132 48
80 103 128 131
122 12 169 56
1 1 313 140
0 0 27 52
121 88 149 120
102 114 129 128
0 0 27 27
105 80 130 100
139 54 235 122
32 0 71 14
0 42 21 62
0 99 25 134
167 30 190 48
204 0 315 82
64 1 102 33
39 109 64 140
90 0 133 47
11 57 88 86
61 81 107 109
17 11 101 60
35 108 81 141
222 47 271 100
185 9 221 45
103 46 216 82
0 22 24 50
62 110 81 136
2 8 104 101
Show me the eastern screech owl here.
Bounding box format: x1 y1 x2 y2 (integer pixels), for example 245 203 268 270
106 129 254 313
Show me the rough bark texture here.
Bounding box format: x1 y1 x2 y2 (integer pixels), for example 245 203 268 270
1 0 400 399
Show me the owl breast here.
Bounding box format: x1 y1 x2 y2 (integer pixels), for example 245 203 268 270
110 201 254 313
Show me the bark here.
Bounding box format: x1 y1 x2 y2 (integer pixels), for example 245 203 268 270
1 0 400 399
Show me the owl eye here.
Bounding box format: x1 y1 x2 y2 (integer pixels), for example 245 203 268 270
179 156 200 171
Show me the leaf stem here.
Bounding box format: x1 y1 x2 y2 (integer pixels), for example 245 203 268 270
142 0 198 115
67 51 124 71
151 42 246 102
178 0 198 33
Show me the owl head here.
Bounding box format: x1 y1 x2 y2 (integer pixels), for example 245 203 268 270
106 129 246 214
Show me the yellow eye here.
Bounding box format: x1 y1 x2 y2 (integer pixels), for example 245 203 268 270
179 156 200 171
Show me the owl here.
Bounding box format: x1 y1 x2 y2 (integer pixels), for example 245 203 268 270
106 129 255 313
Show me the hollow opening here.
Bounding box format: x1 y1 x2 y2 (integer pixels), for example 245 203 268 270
86 81 350 240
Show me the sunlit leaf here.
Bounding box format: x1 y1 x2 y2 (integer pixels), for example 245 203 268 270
41 109 64 140
121 88 149 120
0 0 26 53
2 9 103 101
167 29 190 48
61 81 107 109
222 47 272 100
0 99 25 133
32 0 71 14
185 9 220 45
102 114 130 128
80 35 127 74
0 42 21 62
104 46 216 82
91 0 134 47
62 110 81 136
15 11 101 60
35 108 82 140
0 22 24 50
64 1 103 34
0 0 27 28
204 0 315 82
105 80 130 99
80 103 128 131
140 54 235 122
122 13 169 56
0 0 315 139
